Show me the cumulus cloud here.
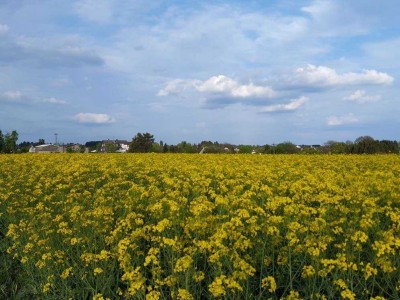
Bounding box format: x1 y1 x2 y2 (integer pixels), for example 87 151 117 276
326 113 359 126
157 79 192 96
196 75 276 98
158 75 276 99
287 64 394 88
343 90 381 103
73 113 115 124
259 96 308 113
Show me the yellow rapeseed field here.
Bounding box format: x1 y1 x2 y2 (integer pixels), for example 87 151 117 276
0 154 399 299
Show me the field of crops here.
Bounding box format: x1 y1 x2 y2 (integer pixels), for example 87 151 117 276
1 154 399 299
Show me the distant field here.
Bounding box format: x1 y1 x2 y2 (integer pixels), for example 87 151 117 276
1 154 399 299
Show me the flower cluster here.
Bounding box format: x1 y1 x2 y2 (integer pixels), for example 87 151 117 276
1 154 399 299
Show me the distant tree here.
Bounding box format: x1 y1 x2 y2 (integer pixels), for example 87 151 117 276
85 141 102 152
274 142 300 154
66 144 85 153
378 140 399 153
238 145 254 154
104 142 117 153
323 140 347 154
18 141 33 153
151 142 163 153
4 130 18 153
38 138 45 145
129 132 155 153
0 130 4 153
163 143 168 153
263 144 273 154
354 136 374 144
351 136 378 154
168 145 178 153
177 141 198 153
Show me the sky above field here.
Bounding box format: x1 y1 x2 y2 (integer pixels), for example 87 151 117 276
0 0 399 145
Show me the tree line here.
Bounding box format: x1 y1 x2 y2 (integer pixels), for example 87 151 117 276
1 129 399 154
127 133 399 154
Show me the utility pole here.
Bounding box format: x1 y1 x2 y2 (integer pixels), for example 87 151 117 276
55 133 58 145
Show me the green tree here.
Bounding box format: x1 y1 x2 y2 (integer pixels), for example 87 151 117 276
177 141 198 153
0 130 4 153
274 142 300 154
323 140 347 154
104 142 117 153
351 136 378 154
163 143 169 153
238 145 254 154
18 141 33 153
85 141 102 152
129 132 155 153
378 140 399 153
4 130 18 153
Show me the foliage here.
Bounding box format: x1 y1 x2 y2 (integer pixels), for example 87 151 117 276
1 154 400 299
347 137 398 154
0 130 18 153
85 141 102 152
66 145 85 153
129 132 155 153
0 131 3 153
274 142 300 154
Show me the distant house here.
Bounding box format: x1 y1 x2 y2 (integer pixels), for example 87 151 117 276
100 140 130 153
29 144 64 153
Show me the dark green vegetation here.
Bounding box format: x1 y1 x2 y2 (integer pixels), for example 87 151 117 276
1 128 399 154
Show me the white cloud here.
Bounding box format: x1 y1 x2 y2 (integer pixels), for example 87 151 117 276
195 75 276 98
0 24 9 35
43 97 67 104
2 90 23 100
158 75 276 99
289 64 394 88
157 79 192 96
259 96 308 113
343 90 381 103
73 113 115 124
326 113 359 126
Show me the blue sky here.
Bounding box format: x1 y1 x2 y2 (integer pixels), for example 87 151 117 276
0 0 399 145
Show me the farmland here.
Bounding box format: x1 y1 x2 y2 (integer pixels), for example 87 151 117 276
1 154 399 299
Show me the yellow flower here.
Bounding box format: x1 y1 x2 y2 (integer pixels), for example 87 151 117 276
174 255 193 273
364 263 378 280
193 271 205 282
285 290 302 300
92 293 110 300
301 265 315 278
146 290 160 300
177 288 194 300
60 267 73 279
261 276 277 293
209 275 227 297
94 267 103 276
